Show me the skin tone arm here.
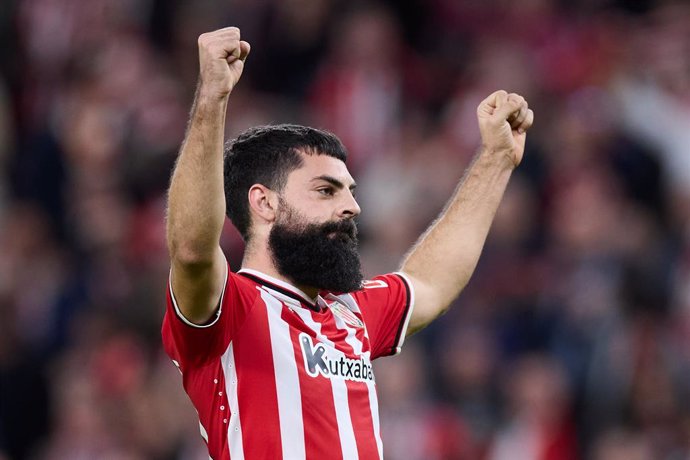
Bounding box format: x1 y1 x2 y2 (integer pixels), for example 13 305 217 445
401 90 534 334
166 27 250 324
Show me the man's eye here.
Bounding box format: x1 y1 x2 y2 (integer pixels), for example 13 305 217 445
318 188 334 196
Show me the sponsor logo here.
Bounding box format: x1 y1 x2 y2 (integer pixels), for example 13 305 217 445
300 333 374 383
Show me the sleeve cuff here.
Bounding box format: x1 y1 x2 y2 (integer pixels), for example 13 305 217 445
390 271 415 355
169 259 229 329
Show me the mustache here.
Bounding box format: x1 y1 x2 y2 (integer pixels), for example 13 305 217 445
318 219 358 241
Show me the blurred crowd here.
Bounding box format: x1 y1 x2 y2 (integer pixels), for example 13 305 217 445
1 0 690 458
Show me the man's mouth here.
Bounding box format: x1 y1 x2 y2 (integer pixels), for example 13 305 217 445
327 230 355 242
322 219 357 242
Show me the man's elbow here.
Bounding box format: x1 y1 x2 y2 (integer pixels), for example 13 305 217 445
168 239 217 270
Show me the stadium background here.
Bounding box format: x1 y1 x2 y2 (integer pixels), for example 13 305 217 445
1 0 690 458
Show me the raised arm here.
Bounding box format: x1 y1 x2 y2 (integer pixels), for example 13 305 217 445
400 91 534 334
166 28 250 324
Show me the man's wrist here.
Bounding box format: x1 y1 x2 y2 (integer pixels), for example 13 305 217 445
191 85 230 119
197 80 232 103
478 145 519 171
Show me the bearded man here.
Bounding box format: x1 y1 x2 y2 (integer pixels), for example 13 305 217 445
163 27 534 460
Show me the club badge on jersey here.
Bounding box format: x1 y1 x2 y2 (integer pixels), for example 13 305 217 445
328 300 364 328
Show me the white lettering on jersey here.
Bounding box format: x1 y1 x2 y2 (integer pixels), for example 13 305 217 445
361 280 388 289
300 333 374 383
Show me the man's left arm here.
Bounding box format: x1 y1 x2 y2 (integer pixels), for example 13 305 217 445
400 90 534 335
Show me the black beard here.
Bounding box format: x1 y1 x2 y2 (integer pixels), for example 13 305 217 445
268 209 363 293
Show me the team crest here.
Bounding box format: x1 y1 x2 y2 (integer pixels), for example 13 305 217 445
329 301 364 328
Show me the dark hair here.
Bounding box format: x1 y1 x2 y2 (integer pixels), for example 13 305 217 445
223 124 348 241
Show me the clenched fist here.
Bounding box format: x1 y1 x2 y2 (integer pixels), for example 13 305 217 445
477 90 534 168
197 27 251 99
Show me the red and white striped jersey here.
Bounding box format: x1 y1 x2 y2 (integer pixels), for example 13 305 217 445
162 264 415 460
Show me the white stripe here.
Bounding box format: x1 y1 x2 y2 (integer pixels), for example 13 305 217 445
221 342 244 460
342 293 374 351
293 309 359 460
366 381 384 459
334 296 385 458
199 420 209 442
338 293 362 314
334 297 384 458
331 313 363 356
331 312 383 460
262 290 306 459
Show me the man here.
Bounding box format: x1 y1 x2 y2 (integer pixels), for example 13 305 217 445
163 27 533 459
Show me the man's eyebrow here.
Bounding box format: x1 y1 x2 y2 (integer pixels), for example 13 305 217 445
312 175 357 190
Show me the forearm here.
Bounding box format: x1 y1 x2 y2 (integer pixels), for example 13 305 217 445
401 148 513 310
167 87 228 264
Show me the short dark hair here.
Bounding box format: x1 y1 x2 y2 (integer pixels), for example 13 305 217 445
224 124 348 241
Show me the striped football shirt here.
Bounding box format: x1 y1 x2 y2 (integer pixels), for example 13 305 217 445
162 264 415 459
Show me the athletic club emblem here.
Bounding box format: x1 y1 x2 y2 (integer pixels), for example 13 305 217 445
329 301 364 328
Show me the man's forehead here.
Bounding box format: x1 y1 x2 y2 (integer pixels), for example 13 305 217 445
291 152 355 185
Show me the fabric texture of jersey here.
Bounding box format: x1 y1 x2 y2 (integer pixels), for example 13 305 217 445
161 263 415 460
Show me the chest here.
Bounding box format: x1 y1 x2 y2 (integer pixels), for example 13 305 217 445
239 293 375 386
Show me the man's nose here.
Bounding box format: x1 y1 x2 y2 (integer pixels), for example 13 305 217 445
339 191 361 219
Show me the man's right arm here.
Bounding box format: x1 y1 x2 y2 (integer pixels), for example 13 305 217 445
166 28 250 325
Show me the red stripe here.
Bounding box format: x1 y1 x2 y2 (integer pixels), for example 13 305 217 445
233 300 283 459
287 309 343 460
355 326 370 355
323 309 380 459
317 309 354 355
179 359 232 459
347 380 380 459
342 295 371 355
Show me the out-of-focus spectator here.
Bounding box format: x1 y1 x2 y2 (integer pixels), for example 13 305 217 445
309 4 406 172
592 428 653 460
2 0 690 458
436 322 500 457
376 342 473 460
488 354 578 460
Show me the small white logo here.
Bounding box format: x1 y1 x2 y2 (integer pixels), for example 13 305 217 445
329 301 364 328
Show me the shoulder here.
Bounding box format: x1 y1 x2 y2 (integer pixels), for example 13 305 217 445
355 273 412 297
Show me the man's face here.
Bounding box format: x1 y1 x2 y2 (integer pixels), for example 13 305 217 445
268 153 363 293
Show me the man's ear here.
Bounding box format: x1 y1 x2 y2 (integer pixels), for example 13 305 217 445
247 184 278 224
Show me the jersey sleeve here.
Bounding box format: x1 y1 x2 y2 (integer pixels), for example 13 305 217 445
350 272 415 360
161 261 258 371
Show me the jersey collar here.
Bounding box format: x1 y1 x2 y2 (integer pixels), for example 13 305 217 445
238 268 321 312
